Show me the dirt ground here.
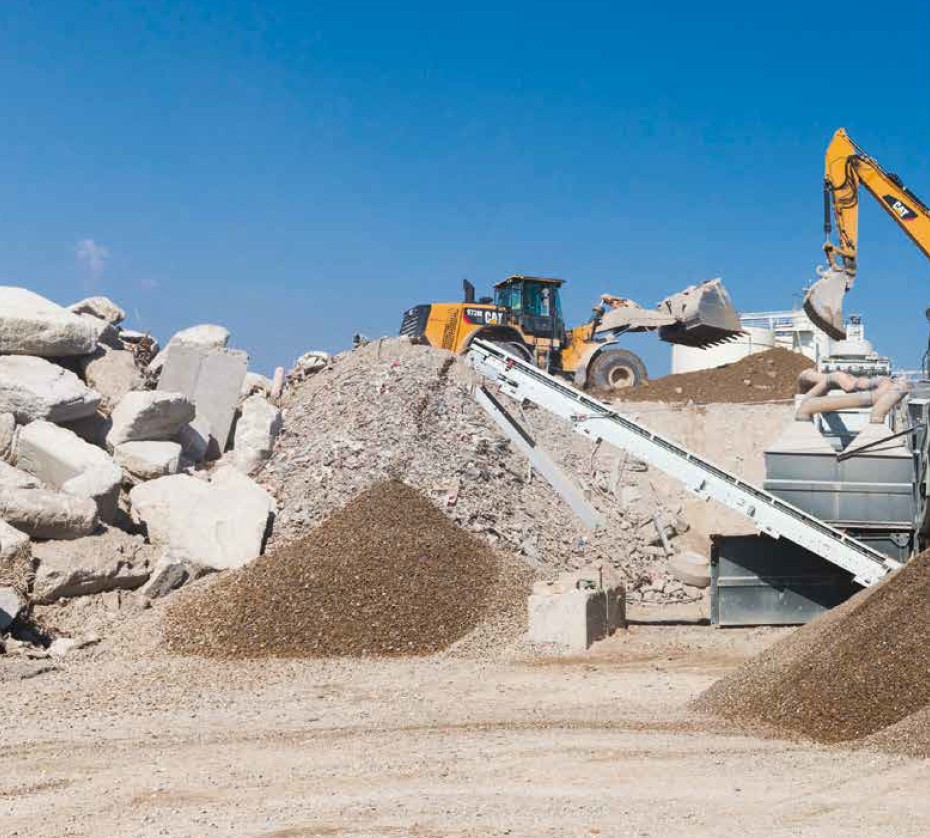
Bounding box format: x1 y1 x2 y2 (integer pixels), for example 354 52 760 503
2 608 928 838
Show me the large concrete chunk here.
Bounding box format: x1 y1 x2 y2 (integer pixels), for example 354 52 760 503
0 587 23 631
233 395 283 474
158 345 248 458
0 286 104 356
106 391 195 448
129 468 274 570
0 413 13 461
0 486 98 539
147 324 230 374
79 344 142 410
0 518 32 594
114 440 182 481
14 421 122 522
0 460 41 489
68 296 126 326
0 356 101 423
528 568 625 652
32 526 154 603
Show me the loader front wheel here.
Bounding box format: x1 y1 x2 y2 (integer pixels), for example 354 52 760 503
587 349 647 393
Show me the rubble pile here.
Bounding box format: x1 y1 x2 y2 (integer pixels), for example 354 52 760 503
263 338 701 603
164 480 509 658
618 348 813 404
695 550 930 749
0 285 285 652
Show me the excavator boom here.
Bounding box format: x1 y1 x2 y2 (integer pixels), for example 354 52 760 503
804 128 930 339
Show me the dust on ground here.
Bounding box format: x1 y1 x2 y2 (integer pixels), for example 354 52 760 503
3 613 929 838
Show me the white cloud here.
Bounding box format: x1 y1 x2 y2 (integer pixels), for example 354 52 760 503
75 238 110 279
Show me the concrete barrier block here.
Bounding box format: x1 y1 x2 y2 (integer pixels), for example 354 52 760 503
157 345 248 459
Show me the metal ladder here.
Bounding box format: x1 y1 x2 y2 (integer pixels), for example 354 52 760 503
466 339 900 586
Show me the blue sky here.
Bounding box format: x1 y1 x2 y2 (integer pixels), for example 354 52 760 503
1 1 928 375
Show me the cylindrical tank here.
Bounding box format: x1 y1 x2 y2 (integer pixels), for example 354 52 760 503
671 327 776 374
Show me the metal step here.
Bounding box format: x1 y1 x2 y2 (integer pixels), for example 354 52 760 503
466 339 900 586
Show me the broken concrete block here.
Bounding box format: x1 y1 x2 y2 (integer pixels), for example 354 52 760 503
106 391 195 448
178 417 210 464
232 395 283 474
0 460 41 489
241 371 273 399
157 345 248 458
147 323 230 374
0 518 32 595
14 421 122 522
668 550 711 589
0 587 23 631
138 550 210 599
0 413 13 462
79 344 143 410
58 412 113 449
129 468 274 570
0 286 104 357
290 351 329 380
0 356 101 423
270 366 285 399
48 634 100 657
68 296 125 326
0 486 98 539
528 571 625 651
31 526 154 603
114 440 182 481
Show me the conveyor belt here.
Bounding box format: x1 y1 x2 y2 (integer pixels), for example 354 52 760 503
466 339 899 586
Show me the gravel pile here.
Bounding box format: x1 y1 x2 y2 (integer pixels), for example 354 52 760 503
163 480 507 658
260 338 701 603
618 348 812 404
695 550 930 745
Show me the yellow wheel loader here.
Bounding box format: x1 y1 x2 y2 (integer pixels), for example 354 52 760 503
399 275 741 395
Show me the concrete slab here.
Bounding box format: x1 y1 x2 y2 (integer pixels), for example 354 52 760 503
157 345 248 458
528 573 625 652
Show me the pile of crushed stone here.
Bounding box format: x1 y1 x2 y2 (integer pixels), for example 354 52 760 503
618 348 812 404
695 551 930 747
163 480 513 658
260 338 700 603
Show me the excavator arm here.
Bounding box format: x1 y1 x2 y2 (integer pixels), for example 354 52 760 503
805 127 930 339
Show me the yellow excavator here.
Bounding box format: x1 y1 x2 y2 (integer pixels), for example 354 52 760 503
805 128 930 340
400 275 741 394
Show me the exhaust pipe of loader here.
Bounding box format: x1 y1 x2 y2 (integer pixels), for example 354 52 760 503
656 278 743 348
803 265 853 340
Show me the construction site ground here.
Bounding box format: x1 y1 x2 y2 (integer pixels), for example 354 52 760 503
3 616 929 838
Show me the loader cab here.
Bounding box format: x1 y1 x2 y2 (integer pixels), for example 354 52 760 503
493 275 566 339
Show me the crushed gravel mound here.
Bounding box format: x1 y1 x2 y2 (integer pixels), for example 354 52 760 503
617 348 812 404
260 337 699 602
694 551 930 744
163 480 509 659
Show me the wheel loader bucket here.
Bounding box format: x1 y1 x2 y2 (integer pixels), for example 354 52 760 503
803 266 852 340
656 279 742 348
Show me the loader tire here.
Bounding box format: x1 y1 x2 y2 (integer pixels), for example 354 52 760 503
587 349 647 393
493 340 534 363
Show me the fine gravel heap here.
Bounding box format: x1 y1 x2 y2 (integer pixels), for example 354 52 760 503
163 480 506 659
617 348 813 404
695 550 930 746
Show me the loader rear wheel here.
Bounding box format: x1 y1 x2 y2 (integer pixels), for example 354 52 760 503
587 349 647 393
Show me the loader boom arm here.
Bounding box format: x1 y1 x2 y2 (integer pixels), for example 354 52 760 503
823 128 930 274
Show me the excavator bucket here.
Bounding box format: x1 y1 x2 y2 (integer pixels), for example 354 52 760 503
656 279 742 348
803 266 852 340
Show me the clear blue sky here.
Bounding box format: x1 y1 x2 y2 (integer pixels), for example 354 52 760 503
2 1 928 375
